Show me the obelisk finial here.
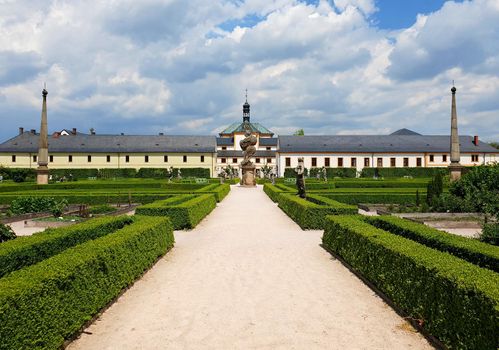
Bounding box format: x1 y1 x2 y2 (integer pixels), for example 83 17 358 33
37 87 49 184
449 84 462 181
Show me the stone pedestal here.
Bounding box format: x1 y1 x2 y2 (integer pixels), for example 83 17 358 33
37 166 49 185
240 165 256 186
449 163 462 182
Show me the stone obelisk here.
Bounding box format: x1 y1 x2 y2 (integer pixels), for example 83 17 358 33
449 85 462 182
37 88 49 184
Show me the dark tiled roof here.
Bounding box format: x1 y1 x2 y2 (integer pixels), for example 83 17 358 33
0 133 216 153
259 138 278 146
219 122 274 135
278 135 498 153
390 128 421 135
217 150 276 157
216 137 234 146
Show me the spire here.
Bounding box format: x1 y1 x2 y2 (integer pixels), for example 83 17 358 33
37 86 49 184
243 89 250 123
449 84 462 181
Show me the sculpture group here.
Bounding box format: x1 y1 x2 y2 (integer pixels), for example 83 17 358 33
240 123 257 186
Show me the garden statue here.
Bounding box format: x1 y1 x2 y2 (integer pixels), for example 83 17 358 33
239 123 257 186
294 157 306 198
322 167 327 182
177 169 182 180
316 171 320 180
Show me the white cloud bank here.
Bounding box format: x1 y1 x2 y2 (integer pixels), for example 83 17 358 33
0 0 498 141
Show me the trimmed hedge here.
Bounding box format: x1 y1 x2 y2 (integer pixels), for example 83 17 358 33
284 167 357 178
263 183 285 202
136 194 217 229
196 183 230 202
0 193 172 205
277 193 357 229
323 215 499 350
366 215 499 272
333 180 429 188
0 215 174 350
361 167 447 178
0 216 133 278
321 193 418 205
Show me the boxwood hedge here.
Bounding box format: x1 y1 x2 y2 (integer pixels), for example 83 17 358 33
277 193 357 229
322 215 499 350
366 215 499 272
321 193 418 205
263 183 285 202
135 194 217 229
0 215 133 278
195 183 230 202
0 215 174 350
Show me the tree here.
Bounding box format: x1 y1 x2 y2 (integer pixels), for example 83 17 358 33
489 142 499 149
293 129 305 136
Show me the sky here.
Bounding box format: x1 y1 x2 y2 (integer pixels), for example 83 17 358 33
0 0 498 142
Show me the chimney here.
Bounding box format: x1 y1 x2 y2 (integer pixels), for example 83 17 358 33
30 129 36 134
72 128 77 135
19 127 24 135
473 135 479 146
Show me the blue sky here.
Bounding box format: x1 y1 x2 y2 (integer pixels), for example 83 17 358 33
0 0 498 142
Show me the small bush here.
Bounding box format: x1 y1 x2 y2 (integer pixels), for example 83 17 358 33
9 196 67 215
89 204 117 214
0 223 16 243
480 223 499 246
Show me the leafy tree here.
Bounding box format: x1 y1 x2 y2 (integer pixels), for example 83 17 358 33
293 129 305 136
489 142 499 149
261 164 273 179
0 223 16 243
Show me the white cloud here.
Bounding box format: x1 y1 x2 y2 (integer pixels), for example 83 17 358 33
0 0 498 142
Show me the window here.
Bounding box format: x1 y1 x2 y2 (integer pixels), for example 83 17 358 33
267 158 272 164
364 157 370 167
232 158 237 163
403 157 409 167
145 155 149 163
49 155 54 163
390 158 396 167
285 157 291 167
88 155 92 163
325 157 330 167
311 157 317 167
256 158 261 164
11 155 16 163
429 154 434 162
338 157 343 167
164 155 168 163
351 158 357 167
416 157 422 167
201 155 205 163
266 147 271 150
442 154 447 162
377 158 383 167
33 155 37 162
125 155 130 163
106 155 111 163
221 158 226 163
183 155 187 163
68 155 73 163
222 146 227 150
471 154 479 162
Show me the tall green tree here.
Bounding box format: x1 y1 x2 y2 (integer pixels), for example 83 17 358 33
293 129 305 136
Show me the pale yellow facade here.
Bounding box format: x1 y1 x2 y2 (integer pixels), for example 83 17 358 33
0 152 216 177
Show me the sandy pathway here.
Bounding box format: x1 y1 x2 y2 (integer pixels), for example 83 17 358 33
68 185 431 350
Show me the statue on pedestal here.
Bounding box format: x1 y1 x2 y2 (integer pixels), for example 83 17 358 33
295 157 306 198
240 123 257 186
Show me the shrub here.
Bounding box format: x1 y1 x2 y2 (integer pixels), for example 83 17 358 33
323 215 499 350
136 194 217 229
320 193 418 205
196 183 230 202
480 223 499 246
89 204 117 214
0 215 174 350
263 183 285 202
361 167 447 178
9 196 67 215
0 216 133 278
366 215 499 272
0 223 16 243
277 193 356 229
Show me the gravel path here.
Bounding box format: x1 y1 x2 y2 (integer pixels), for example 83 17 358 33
68 185 432 350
